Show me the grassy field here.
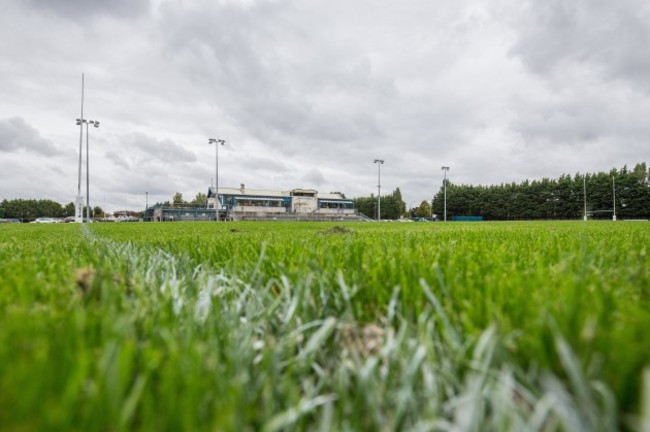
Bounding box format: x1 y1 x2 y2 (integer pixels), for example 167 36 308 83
1 221 649 431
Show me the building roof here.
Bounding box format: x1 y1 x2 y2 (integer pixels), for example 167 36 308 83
209 186 286 198
208 186 347 200
318 193 347 200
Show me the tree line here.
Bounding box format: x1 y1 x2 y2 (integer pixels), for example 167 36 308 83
4 164 648 222
431 163 650 220
164 192 207 207
0 191 209 222
352 188 407 220
0 199 105 221
350 162 649 221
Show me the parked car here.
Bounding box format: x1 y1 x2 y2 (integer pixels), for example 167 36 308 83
0 218 20 223
30 217 59 224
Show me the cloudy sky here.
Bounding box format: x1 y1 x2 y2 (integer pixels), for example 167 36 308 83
1 0 649 212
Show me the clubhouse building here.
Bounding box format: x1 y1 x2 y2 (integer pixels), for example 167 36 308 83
146 184 359 221
207 184 357 221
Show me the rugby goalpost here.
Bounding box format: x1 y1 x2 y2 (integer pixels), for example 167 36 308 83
583 176 617 221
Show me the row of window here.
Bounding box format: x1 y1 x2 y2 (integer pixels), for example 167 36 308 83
218 195 353 209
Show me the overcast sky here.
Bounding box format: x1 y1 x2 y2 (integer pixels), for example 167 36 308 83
1 0 649 212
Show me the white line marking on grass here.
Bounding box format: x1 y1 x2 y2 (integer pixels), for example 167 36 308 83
80 224 241 322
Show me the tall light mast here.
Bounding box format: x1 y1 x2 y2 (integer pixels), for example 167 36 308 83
374 159 384 221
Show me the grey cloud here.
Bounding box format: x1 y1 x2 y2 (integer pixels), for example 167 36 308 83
100 133 198 185
511 99 607 145
157 1 396 155
130 133 196 163
302 169 326 187
24 0 150 20
105 151 131 170
510 0 650 90
0 117 61 156
509 89 650 150
238 155 288 173
504 0 650 180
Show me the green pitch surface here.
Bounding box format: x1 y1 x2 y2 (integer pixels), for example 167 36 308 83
1 221 649 431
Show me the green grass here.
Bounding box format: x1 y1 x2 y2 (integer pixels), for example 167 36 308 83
1 221 649 431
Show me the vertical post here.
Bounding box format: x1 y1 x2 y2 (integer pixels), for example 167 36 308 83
441 166 450 222
85 122 90 221
444 172 447 222
145 192 149 221
374 159 384 221
218 140 224 221
377 163 381 221
76 74 85 222
209 139 225 221
216 141 219 221
82 120 99 222
583 175 588 221
612 177 616 221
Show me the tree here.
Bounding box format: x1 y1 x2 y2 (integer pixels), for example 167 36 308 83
352 195 376 219
64 202 75 217
93 206 104 218
352 188 406 220
191 192 207 206
0 199 65 220
392 187 406 217
414 200 431 218
172 192 185 206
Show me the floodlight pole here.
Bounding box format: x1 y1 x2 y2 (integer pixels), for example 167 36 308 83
209 138 225 221
441 166 450 222
374 159 384 221
76 118 88 220
612 176 616 221
85 120 90 221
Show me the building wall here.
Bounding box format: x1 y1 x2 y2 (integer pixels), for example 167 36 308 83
208 186 354 217
316 208 356 215
235 205 287 214
291 196 318 213
152 207 216 221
